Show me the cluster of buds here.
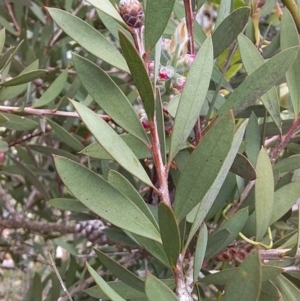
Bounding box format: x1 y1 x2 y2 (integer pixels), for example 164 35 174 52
118 0 144 29
75 220 107 243
214 243 253 263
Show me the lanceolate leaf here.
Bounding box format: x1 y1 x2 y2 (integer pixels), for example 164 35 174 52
255 148 274 241
269 181 300 225
145 0 176 51
168 36 214 163
54 156 160 242
212 7 250 58
73 54 149 144
218 47 299 115
273 155 300 173
86 0 125 25
47 8 129 72
193 223 208 282
94 248 145 292
45 117 84 152
174 112 234 221
186 119 247 246
119 31 155 120
221 251 261 301
0 113 38 131
281 9 300 114
273 274 300 301
158 203 181 267
0 69 48 86
238 34 281 131
71 100 154 188
86 262 126 301
145 273 179 301
108 170 158 229
33 69 68 108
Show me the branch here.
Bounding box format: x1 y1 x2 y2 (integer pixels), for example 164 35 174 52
260 248 300 260
0 106 110 121
4 0 21 35
269 118 300 162
0 217 76 234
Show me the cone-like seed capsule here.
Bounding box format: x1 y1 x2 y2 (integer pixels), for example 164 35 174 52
119 0 144 28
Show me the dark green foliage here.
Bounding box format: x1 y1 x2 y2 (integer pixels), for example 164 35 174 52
1 1 300 301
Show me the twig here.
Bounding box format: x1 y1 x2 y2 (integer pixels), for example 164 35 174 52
260 248 300 260
57 277 95 301
270 118 300 162
0 217 76 234
4 0 21 35
9 129 51 147
0 106 110 121
183 0 195 55
148 119 171 206
49 252 73 301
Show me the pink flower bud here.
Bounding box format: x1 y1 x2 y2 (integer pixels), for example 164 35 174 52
158 66 174 80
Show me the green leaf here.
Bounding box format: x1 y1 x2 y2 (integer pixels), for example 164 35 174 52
119 31 155 120
108 170 158 229
269 182 300 225
168 36 214 162
86 282 144 300
158 203 181 267
238 34 281 131
86 0 125 24
49 198 88 212
80 136 151 160
174 112 234 221
218 47 299 115
0 58 38 101
145 273 179 301
259 281 282 301
215 0 231 29
245 112 261 167
0 69 47 87
10 156 50 201
71 101 153 187
204 229 230 260
85 279 175 300
193 223 208 282
212 7 250 58
255 148 274 241
230 153 256 181
201 265 282 285
47 8 129 72
144 0 176 51
205 207 249 260
273 155 300 173
132 234 171 267
94 248 145 292
0 28 5 53
273 274 300 301
221 251 261 301
0 140 8 152
0 113 38 131
72 54 148 144
86 262 126 301
29 145 79 162
33 69 68 107
186 120 247 246
45 117 84 152
54 156 160 242
281 8 300 114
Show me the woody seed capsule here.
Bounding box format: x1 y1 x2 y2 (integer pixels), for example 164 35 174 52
119 0 144 28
